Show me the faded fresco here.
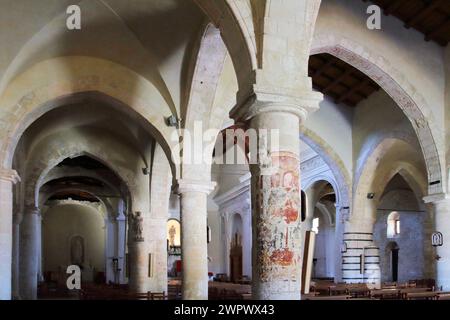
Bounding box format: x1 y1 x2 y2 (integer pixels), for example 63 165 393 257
253 151 302 286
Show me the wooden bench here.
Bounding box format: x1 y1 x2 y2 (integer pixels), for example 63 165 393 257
370 289 400 300
399 287 432 299
404 292 438 300
437 292 450 300
304 295 351 300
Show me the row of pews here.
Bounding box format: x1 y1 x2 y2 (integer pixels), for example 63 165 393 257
209 282 252 300
304 280 450 300
78 284 169 300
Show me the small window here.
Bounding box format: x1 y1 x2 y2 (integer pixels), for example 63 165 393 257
387 212 400 238
395 219 400 235
312 218 319 234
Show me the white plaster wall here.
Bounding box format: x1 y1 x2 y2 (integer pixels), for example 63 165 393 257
353 90 423 181
305 95 353 178
42 203 106 274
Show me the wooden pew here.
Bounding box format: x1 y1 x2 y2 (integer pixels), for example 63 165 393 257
437 292 450 300
404 292 438 300
370 289 400 300
304 295 351 300
399 287 432 299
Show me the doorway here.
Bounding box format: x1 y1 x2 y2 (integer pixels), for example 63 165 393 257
391 247 399 282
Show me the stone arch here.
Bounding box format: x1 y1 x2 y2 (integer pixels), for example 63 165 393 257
315 202 335 227
353 130 421 193
194 0 256 96
40 186 115 221
0 56 178 179
304 175 340 207
27 147 135 212
300 127 351 209
353 137 427 224
311 34 444 195
40 168 121 199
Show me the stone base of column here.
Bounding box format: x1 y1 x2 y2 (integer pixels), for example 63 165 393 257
128 241 148 293
341 232 380 288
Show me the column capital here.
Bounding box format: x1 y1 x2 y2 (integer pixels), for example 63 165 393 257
231 85 323 124
423 193 450 204
176 179 216 195
24 205 40 215
0 168 21 184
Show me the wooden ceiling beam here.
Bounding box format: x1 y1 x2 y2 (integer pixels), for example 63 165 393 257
405 0 443 29
425 18 450 41
383 0 407 16
322 68 354 93
313 57 337 77
336 79 370 104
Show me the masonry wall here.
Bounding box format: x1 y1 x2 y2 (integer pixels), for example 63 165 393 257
42 202 106 275
373 190 425 283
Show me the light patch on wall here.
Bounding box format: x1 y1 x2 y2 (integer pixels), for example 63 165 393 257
312 218 320 234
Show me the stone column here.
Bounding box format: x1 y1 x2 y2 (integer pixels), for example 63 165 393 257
424 193 450 290
106 217 116 284
36 213 43 283
341 217 380 288
12 212 23 299
127 211 148 293
231 92 321 300
19 206 40 300
0 169 20 300
116 212 126 284
177 179 216 300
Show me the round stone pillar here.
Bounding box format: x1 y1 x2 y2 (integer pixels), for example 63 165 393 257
19 206 40 300
230 91 321 300
177 179 216 300
12 212 23 300
249 109 304 300
341 218 380 289
0 169 20 300
424 193 450 290
127 211 148 293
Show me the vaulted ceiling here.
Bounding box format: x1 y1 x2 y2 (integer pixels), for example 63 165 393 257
363 0 450 46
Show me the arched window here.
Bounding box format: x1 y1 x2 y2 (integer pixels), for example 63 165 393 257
387 212 400 238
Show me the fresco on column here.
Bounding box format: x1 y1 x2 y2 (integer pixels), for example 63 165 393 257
256 151 302 284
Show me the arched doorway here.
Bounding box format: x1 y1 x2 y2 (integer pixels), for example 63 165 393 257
386 242 400 283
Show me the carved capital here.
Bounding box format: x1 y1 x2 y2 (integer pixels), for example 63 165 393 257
0 169 21 184
423 193 450 205
176 179 217 195
231 83 323 124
